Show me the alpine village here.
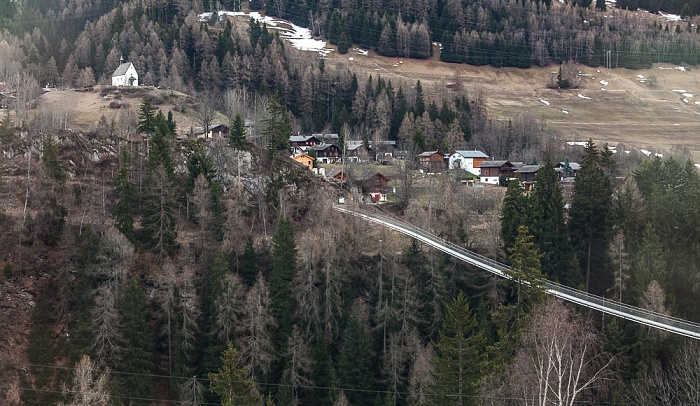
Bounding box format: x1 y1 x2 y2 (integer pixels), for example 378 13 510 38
3 0 700 404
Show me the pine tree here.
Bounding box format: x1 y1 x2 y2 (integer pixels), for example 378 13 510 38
500 176 528 254
137 98 157 136
113 280 154 405
229 113 247 149
112 146 137 242
263 92 292 152
569 140 613 294
141 165 177 261
433 291 485 406
241 235 258 286
269 216 297 354
529 158 577 285
209 343 264 406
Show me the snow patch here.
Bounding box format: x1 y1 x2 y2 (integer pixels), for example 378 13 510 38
637 74 645 79
567 141 589 146
353 48 369 56
672 90 688 93
203 11 333 54
676 66 687 72
683 93 693 98
641 149 652 156
540 99 550 106
659 11 682 22
562 110 569 114
656 153 664 158
600 80 609 86
348 57 354 61
683 98 689 103
578 94 591 100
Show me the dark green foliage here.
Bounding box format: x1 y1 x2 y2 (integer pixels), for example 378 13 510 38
36 197 67 246
269 216 297 352
529 158 577 285
337 310 376 405
241 234 258 286
137 98 157 136
112 280 154 405
229 113 247 149
433 291 486 405
40 134 66 185
569 140 613 294
500 176 528 255
209 344 263 405
263 92 292 152
112 146 137 242
0 109 13 142
141 165 177 259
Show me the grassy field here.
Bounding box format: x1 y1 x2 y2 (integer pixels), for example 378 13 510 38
325 45 700 160
37 41 700 160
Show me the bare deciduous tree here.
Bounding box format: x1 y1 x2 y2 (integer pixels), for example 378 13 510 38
283 325 314 404
408 342 437 405
59 355 110 406
496 299 613 406
239 272 276 378
215 273 246 344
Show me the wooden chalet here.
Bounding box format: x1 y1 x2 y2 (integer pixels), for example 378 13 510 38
478 161 515 184
193 124 230 139
290 135 322 148
327 169 347 182
355 171 390 202
516 164 541 191
291 153 315 171
312 143 342 164
417 151 445 173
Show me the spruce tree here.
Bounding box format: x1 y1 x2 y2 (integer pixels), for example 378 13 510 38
137 98 157 136
209 344 264 405
337 308 375 405
569 140 613 294
529 158 577 285
113 280 154 405
141 165 177 260
263 92 292 152
228 113 247 149
112 146 137 242
240 235 258 286
500 176 528 255
433 291 485 406
269 216 297 358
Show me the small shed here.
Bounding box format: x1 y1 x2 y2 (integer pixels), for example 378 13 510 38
516 165 541 191
111 62 138 87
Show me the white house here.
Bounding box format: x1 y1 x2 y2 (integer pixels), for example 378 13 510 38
111 62 138 87
448 150 489 175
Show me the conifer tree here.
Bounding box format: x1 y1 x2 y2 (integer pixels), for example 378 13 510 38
337 303 375 405
269 216 297 353
241 235 258 286
141 165 177 261
229 113 247 149
529 158 577 285
209 343 264 406
500 176 528 254
433 291 485 406
137 98 157 136
112 146 137 242
569 140 613 294
263 92 292 152
41 134 66 186
113 280 154 405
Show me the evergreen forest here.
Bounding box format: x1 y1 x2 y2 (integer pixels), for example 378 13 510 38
2 0 700 405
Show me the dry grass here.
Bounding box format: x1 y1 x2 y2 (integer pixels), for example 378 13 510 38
326 46 700 160
35 49 700 160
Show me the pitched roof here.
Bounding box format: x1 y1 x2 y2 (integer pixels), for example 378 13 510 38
112 62 134 77
311 143 338 151
516 164 541 174
417 151 440 158
290 135 320 143
454 150 489 158
478 160 512 168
